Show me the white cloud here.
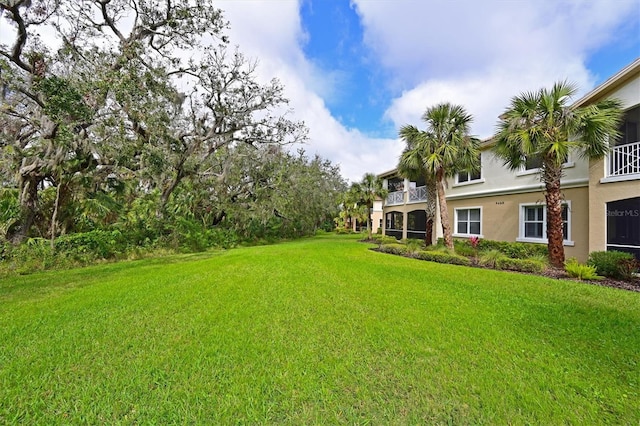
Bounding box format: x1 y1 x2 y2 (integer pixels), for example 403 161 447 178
385 61 594 139
218 0 403 182
354 0 637 138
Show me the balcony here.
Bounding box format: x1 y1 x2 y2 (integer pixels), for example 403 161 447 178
606 141 640 180
386 190 404 205
408 185 427 203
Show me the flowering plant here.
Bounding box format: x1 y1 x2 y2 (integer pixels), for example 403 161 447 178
469 236 480 249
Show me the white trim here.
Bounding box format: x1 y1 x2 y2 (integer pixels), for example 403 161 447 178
517 201 574 246
600 173 640 184
453 206 483 238
453 178 485 188
607 243 640 250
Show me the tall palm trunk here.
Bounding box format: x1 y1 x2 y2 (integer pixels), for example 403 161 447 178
436 169 453 249
544 163 565 268
424 177 437 246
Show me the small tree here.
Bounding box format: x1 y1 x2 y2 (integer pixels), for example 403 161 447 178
494 81 623 268
351 173 387 239
402 103 480 250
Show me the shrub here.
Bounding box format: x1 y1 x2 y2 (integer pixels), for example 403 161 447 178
471 239 548 259
379 243 408 255
55 230 126 260
415 250 471 266
454 243 476 257
527 254 550 266
378 235 399 246
565 258 601 281
479 249 506 268
335 228 352 234
588 251 639 280
404 238 424 254
495 257 546 273
11 238 56 274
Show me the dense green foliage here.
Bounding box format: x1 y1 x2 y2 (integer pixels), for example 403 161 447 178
495 256 546 273
478 249 506 268
377 243 409 255
0 1 345 257
1 235 638 424
415 249 471 266
338 174 386 238
588 251 639 280
379 237 549 272
457 238 549 259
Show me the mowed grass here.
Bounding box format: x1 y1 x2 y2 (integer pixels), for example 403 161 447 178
1 234 639 424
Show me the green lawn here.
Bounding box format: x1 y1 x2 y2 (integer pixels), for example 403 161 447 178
1 234 639 424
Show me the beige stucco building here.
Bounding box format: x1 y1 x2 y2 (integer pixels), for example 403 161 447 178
380 58 640 261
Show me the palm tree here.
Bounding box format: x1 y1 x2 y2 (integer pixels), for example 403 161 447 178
338 184 366 231
353 173 387 239
398 125 437 245
494 81 623 268
403 103 480 250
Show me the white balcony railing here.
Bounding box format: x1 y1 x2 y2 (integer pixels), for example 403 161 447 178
608 141 640 178
386 190 404 205
408 185 427 202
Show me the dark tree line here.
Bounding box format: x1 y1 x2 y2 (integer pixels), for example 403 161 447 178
0 0 345 254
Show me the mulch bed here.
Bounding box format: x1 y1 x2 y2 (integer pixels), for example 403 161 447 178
364 239 640 293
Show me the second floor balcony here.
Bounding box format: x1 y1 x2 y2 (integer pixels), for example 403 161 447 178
385 185 428 206
607 140 640 180
408 185 427 203
386 190 404 205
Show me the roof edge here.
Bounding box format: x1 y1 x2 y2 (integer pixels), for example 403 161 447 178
572 57 640 108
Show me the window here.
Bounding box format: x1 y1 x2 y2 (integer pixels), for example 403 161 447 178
524 155 543 171
615 105 639 146
523 205 544 238
518 203 572 244
454 208 481 236
456 154 482 184
457 169 481 184
386 211 403 230
522 153 569 172
387 177 404 192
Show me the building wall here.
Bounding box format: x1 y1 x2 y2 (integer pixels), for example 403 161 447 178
371 200 383 234
447 186 590 261
588 160 640 254
585 73 640 255
445 148 590 200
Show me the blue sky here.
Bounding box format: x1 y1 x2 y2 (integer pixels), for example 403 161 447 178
299 1 395 138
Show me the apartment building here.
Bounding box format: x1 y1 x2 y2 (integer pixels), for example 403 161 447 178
380 58 640 261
